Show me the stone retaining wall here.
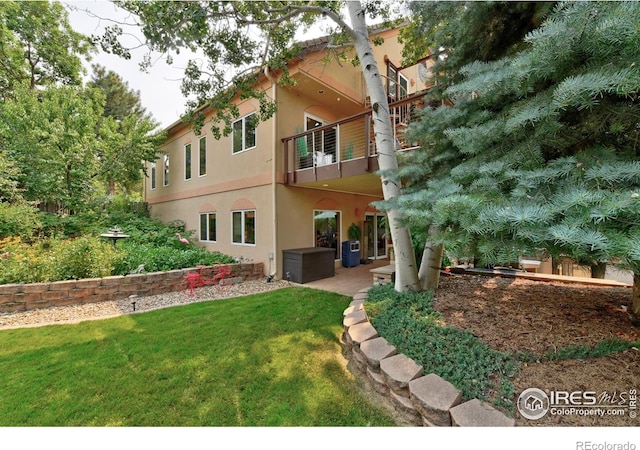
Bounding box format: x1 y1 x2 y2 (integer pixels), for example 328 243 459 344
0 263 264 313
343 288 516 427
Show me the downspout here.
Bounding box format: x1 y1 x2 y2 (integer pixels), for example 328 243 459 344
266 66 279 280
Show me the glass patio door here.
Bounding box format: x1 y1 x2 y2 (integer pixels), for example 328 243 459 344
365 213 387 259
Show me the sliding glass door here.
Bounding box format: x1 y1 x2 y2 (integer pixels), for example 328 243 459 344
365 213 387 259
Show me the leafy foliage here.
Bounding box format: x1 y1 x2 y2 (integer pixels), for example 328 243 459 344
0 0 93 98
0 199 235 284
0 203 41 241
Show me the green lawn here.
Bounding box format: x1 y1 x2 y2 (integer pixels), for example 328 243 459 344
0 287 397 426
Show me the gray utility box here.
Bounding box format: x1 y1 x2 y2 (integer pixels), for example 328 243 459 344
282 247 335 283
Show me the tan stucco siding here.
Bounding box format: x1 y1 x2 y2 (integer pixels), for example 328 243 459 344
146 97 275 204
275 184 383 277
149 184 275 273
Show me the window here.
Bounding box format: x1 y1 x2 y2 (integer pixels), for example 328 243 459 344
199 136 207 176
199 212 216 242
184 143 192 180
232 113 257 154
232 210 256 245
314 210 341 260
162 154 169 186
150 163 156 190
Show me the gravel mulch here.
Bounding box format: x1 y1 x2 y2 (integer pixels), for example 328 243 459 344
0 279 291 330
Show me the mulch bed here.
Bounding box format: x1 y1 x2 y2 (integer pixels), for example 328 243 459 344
433 273 640 426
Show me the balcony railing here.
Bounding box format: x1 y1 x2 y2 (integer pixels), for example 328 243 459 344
282 93 425 182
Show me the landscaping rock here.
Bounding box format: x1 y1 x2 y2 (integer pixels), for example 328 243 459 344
449 399 516 427
409 373 462 426
343 303 363 316
343 310 368 328
366 367 389 395
389 390 422 426
359 337 396 373
345 322 378 349
352 292 368 301
380 353 423 398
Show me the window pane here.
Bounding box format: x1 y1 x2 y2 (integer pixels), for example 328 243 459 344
232 120 243 153
245 114 257 149
314 210 340 259
244 211 255 245
150 163 156 189
232 211 242 243
200 214 207 241
199 136 206 176
208 214 216 241
185 143 192 180
163 154 169 186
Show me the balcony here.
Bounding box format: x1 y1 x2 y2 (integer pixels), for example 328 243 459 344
282 93 425 191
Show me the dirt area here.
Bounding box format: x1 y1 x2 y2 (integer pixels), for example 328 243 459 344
434 273 640 426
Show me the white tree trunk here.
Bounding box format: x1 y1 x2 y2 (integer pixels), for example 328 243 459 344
347 2 420 292
419 240 444 291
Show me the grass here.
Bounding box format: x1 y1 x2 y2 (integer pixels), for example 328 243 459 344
0 287 397 426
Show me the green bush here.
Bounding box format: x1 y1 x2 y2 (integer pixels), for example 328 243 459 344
365 283 519 412
1 202 236 284
112 242 234 275
49 236 118 280
0 203 42 241
0 236 118 283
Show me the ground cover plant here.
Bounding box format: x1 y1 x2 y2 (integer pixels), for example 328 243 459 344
366 278 640 424
364 283 519 411
433 274 640 426
0 287 397 426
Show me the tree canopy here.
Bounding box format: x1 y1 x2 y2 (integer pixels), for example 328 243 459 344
0 1 164 209
0 0 93 98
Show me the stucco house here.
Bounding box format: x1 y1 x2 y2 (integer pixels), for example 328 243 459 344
144 24 432 280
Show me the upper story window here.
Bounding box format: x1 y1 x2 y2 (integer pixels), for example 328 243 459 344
232 112 257 154
150 163 156 190
162 154 169 187
184 143 192 180
199 135 207 176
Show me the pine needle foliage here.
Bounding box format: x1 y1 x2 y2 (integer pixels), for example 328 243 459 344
390 1 640 282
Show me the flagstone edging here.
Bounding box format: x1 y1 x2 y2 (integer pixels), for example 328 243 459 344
342 288 516 427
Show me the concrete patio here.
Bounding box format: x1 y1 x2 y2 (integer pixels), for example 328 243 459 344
299 259 391 296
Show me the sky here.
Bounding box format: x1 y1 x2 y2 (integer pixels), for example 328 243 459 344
64 0 334 130
65 0 197 129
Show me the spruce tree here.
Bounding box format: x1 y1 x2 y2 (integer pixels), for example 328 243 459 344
392 2 640 324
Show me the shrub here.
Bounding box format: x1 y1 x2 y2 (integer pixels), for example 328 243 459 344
48 237 118 280
0 236 118 283
0 203 42 241
112 242 234 275
0 205 236 284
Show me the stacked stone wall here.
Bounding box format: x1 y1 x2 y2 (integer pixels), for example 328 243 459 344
0 263 264 313
343 288 516 427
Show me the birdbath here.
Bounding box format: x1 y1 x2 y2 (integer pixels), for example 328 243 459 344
100 226 130 247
